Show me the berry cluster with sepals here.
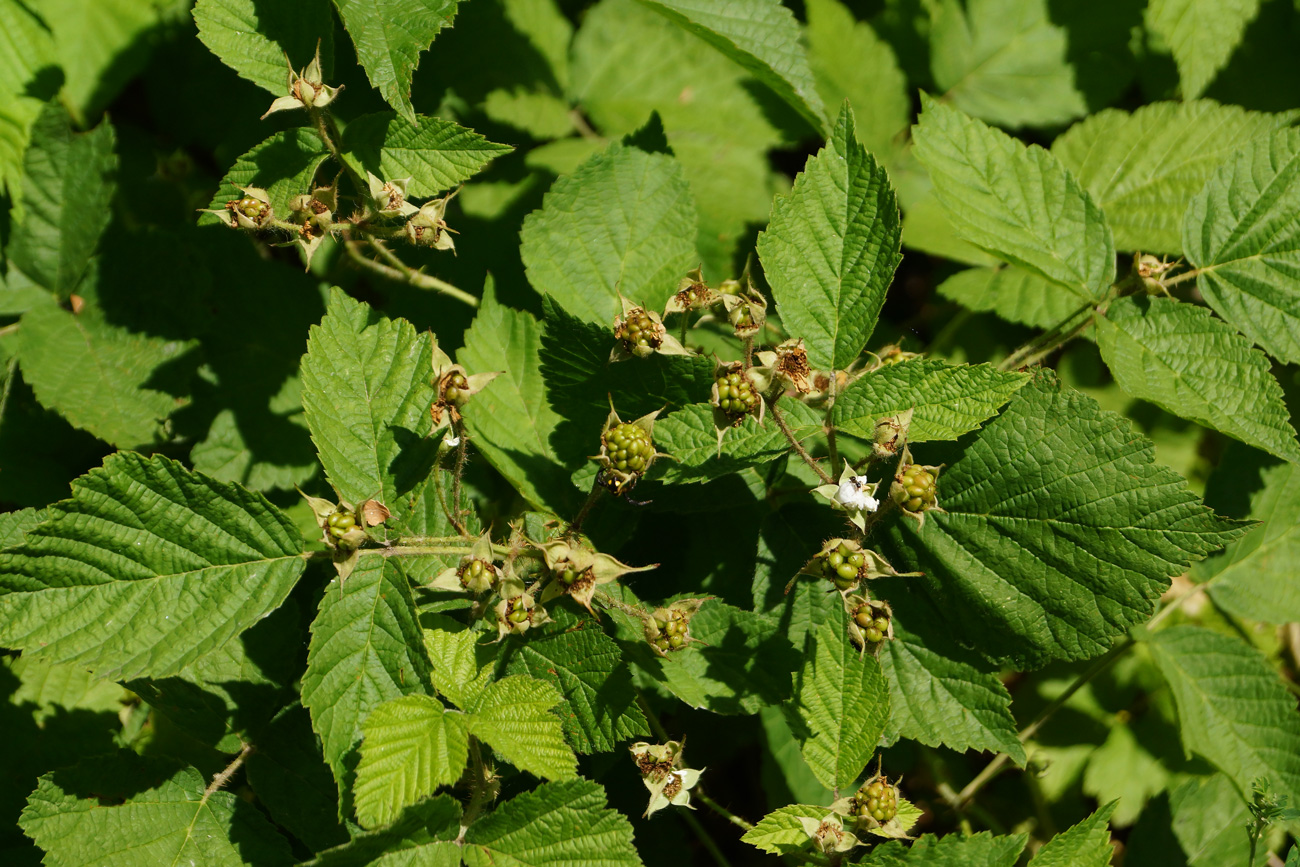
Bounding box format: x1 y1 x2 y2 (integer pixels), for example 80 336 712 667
617 309 661 352
458 559 497 593
235 196 269 221
431 533 501 595
605 423 652 473
443 372 469 404
429 341 500 427
715 370 760 418
853 604 891 645
492 575 551 640
895 464 937 512
820 541 867 591
649 607 690 653
847 596 894 651
850 777 899 824
535 538 655 613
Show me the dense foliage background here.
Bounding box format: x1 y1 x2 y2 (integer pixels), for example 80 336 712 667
3 0 1300 865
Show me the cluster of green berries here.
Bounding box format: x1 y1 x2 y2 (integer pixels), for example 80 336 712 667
619 311 660 350
459 559 492 589
650 609 689 653
853 605 891 645
895 465 937 512
235 196 269 221
821 542 867 590
326 511 356 539
604 423 652 473
505 597 532 625
443 372 469 404
715 371 759 416
851 779 899 823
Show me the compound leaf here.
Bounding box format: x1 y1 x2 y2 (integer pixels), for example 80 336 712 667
1183 127 1300 364
631 0 825 135
341 112 511 198
7 104 115 297
466 675 578 780
930 0 1085 130
193 0 335 94
1145 0 1261 98
330 0 459 124
301 557 433 805
301 288 438 530
913 96 1114 302
758 103 901 371
424 626 493 711
1052 101 1297 254
354 695 469 829
1148 625 1300 806
832 359 1028 444
521 141 697 325
879 375 1248 669
20 753 293 867
0 452 304 681
504 621 648 753
784 606 890 790
1096 296 1300 463
462 779 642 867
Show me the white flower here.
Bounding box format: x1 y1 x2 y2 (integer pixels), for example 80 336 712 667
835 476 879 513
444 434 461 447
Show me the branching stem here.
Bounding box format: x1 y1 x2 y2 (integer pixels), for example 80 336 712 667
342 239 479 306
769 397 832 484
997 303 1095 371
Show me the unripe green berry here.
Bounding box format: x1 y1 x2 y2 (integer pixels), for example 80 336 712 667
873 617 890 634
854 609 874 629
865 626 883 643
835 563 857 581
827 551 844 568
507 603 529 624
895 464 938 512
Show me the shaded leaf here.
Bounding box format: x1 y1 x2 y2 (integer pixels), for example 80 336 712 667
936 265 1083 330
205 128 331 223
1027 802 1117 866
194 0 335 94
1145 0 1261 98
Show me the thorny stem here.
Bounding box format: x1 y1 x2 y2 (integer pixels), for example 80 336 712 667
824 376 840 471
997 302 1095 371
769 397 833 485
309 106 367 195
742 335 754 370
342 239 480 307
202 743 254 804
694 792 754 833
1161 266 1203 288
450 417 469 533
458 738 496 842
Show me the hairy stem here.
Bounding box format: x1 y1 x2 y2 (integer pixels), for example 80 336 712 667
202 742 254 804
694 792 754 832
309 106 367 196
769 398 833 484
458 738 496 841
567 481 605 538
341 239 479 306
997 303 1095 372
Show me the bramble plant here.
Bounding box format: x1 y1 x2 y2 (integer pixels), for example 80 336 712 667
3 0 1300 865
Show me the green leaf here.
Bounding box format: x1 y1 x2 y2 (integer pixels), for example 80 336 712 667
1051 101 1298 254
330 0 459 124
15 299 195 449
879 582 1025 765
929 0 1085 129
424 626 494 710
758 103 901 371
306 795 460 866
1198 450 1300 623
0 452 304 680
462 779 642 867
1027 802 1117 866
7 655 127 720
341 112 511 198
1096 296 1300 463
205 128 331 224
354 695 470 829
634 600 797 715
1147 625 1300 805
300 288 438 528
630 0 825 135
465 675 577 780
832 359 1028 443
742 804 836 855
0 0 56 195
7 104 115 296
936 265 1083 329
194 0 335 95
301 557 433 804
1145 0 1261 99
912 96 1115 302
246 705 350 853
758 706 833 806
862 831 1027 866
879 375 1248 669
784 606 889 790
0 507 45 548
459 288 577 516
805 0 909 161
902 194 1002 268
569 0 786 278
19 753 294 866
1183 127 1300 364
36 0 170 124
521 141 698 325
654 400 822 484
191 404 317 493
503 616 648 753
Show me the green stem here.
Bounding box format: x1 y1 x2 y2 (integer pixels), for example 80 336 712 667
769 398 832 485
309 106 367 196
201 742 253 805
694 792 754 833
824 376 840 471
567 480 605 538
458 738 496 841
1162 266 1203 288
342 239 479 307
450 417 469 534
679 311 690 349
997 303 1094 372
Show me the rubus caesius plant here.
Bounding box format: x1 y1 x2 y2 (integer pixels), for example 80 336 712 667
2 0 1300 864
